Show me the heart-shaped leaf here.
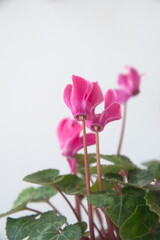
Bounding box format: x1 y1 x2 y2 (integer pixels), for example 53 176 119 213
120 205 160 240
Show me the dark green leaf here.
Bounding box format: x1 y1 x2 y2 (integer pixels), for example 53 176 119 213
23 169 60 185
74 221 87 234
145 191 160 217
105 173 123 182
120 205 160 240
88 187 146 227
128 169 154 187
6 215 37 240
88 190 115 208
28 211 81 240
107 187 146 227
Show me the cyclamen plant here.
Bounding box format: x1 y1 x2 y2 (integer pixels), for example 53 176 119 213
1 67 160 240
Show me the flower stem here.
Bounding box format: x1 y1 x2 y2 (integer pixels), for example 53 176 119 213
53 184 81 221
80 202 106 240
46 200 61 216
117 103 127 155
81 117 95 240
94 128 116 239
94 129 103 192
25 207 42 215
103 209 116 240
75 195 82 221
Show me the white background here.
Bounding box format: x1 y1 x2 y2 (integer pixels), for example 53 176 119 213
0 0 160 239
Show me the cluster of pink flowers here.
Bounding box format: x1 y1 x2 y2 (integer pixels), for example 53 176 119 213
57 66 141 172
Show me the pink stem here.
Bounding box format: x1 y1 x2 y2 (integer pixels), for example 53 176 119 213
117 103 127 155
81 117 95 240
95 130 103 192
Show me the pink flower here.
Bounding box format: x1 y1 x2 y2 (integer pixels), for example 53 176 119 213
86 89 121 132
57 118 96 173
63 75 104 120
115 66 141 104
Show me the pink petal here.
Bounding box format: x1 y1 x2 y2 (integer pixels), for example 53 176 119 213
104 89 117 109
67 158 76 173
57 118 81 150
63 84 73 110
69 133 96 156
71 75 92 108
87 82 104 109
127 66 140 92
86 133 96 146
65 75 93 119
115 89 131 104
100 103 121 127
118 74 130 91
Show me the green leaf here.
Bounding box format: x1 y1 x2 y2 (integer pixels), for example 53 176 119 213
90 165 125 175
0 205 27 218
28 211 81 240
0 186 57 218
32 186 57 202
23 169 60 185
88 190 115 208
88 187 146 227
128 169 154 187
74 221 87 235
55 174 85 195
105 173 123 182
13 187 36 208
142 160 160 180
145 191 160 217
100 154 137 169
107 187 146 227
74 154 96 165
90 179 114 193
6 215 37 240
120 205 160 240
0 188 36 218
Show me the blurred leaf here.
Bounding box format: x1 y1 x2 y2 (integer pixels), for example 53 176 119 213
128 169 154 187
75 154 96 165
105 173 123 182
74 221 87 235
13 187 36 208
55 174 85 195
0 205 26 218
0 188 36 218
90 164 134 176
0 186 57 218
100 154 137 168
32 186 57 202
145 191 160 216
90 179 114 193
23 169 60 185
120 205 160 240
142 160 160 180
